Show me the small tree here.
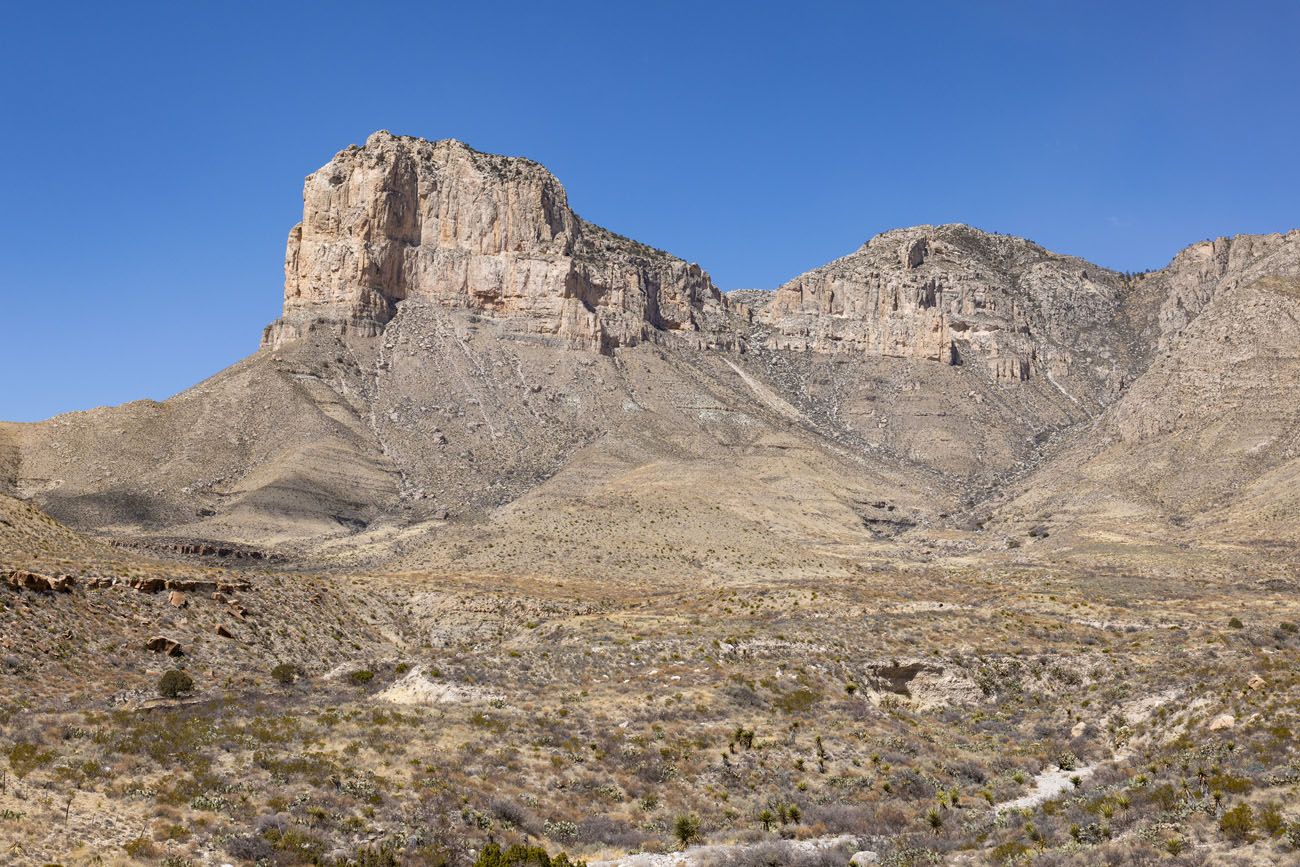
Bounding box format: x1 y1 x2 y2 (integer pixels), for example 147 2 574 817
158 669 194 698
673 814 701 848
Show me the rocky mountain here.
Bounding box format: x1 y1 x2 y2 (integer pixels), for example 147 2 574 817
264 131 735 353
764 224 1141 404
0 131 1296 574
992 240 1300 557
3 130 1299 867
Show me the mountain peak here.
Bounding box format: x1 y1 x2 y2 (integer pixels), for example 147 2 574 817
265 135 733 353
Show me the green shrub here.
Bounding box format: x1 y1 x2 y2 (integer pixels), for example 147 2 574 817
351 845 400 866
773 688 820 713
124 837 157 858
1220 803 1254 844
1228 616 1244 629
1259 802 1285 837
348 669 375 686
991 840 1029 862
271 663 298 685
473 842 587 866
7 742 55 779
158 669 194 698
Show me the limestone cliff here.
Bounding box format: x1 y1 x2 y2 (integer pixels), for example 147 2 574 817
762 225 1139 402
263 131 734 353
1126 230 1300 352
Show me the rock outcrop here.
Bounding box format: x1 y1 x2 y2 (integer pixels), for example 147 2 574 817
1129 230 1300 351
263 131 734 353
763 224 1139 400
995 262 1300 549
3 569 73 593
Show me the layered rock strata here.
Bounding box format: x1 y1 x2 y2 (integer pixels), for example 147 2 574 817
762 224 1137 398
263 131 734 353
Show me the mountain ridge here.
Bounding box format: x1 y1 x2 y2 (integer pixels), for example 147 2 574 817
1 131 1296 575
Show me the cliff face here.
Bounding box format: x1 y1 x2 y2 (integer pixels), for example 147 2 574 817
762 225 1139 402
264 131 734 353
1127 230 1300 352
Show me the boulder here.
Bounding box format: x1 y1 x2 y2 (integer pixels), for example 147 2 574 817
146 636 184 657
1208 713 1235 731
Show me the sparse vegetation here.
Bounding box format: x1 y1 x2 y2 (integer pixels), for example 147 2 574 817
157 668 194 698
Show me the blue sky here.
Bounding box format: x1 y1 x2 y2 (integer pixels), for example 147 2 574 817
2 1 1297 421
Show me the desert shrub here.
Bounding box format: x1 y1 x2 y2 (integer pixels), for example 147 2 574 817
350 845 401 866
1145 782 1179 811
575 815 645 849
224 833 276 861
263 825 327 860
473 842 587 866
723 682 764 707
123 837 157 858
805 802 874 833
1206 771 1251 794
157 669 194 698
1259 801 1285 837
1219 803 1254 844
7 742 55 778
990 839 1029 863
490 797 539 833
674 813 702 847
703 839 856 866
348 669 375 686
271 662 298 685
1228 616 1244 629
774 688 820 713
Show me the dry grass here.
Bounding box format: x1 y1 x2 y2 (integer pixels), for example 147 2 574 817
1 504 1298 865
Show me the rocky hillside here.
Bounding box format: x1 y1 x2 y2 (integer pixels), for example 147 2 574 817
0 132 1296 569
992 266 1300 554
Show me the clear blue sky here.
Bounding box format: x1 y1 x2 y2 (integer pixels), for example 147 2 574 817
2 1 1297 422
